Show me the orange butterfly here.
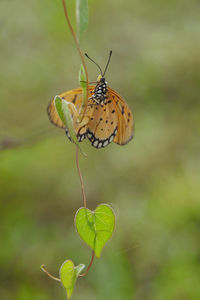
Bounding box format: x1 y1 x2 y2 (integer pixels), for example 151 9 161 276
47 51 134 148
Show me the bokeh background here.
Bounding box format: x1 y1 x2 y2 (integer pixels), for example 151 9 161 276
1 0 200 299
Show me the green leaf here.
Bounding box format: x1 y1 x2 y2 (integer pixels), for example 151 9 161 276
75 204 115 258
79 64 87 88
62 100 79 144
54 95 67 126
76 0 88 39
60 260 85 299
79 64 87 110
54 96 87 157
54 95 78 144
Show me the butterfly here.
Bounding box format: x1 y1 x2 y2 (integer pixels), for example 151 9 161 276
47 51 134 149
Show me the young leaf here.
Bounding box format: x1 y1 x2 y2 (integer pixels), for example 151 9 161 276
54 95 67 126
79 64 87 88
76 0 88 39
62 100 79 144
54 96 86 157
79 64 87 112
75 204 115 258
60 260 85 299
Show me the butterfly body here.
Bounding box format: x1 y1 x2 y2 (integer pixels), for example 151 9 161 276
91 76 108 105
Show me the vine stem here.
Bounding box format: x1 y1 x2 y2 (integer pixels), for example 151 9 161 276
76 146 87 208
41 265 61 282
75 147 95 275
62 0 95 277
61 0 89 121
79 251 95 277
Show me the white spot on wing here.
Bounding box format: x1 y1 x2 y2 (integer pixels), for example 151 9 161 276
109 135 114 142
98 142 102 148
103 140 109 147
93 140 98 147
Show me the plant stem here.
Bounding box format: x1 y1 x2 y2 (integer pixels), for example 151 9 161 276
61 0 89 120
76 146 87 207
62 0 94 278
79 251 95 277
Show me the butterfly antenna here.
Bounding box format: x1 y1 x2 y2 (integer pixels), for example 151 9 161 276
85 53 103 76
103 50 112 76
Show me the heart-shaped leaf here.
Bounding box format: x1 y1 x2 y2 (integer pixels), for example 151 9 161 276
75 204 115 258
59 260 85 299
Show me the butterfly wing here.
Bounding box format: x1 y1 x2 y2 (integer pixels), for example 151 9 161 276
87 87 134 148
107 88 134 145
87 98 118 148
47 87 95 141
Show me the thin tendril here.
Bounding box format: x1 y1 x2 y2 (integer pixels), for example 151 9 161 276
61 0 89 121
41 265 61 282
76 146 87 208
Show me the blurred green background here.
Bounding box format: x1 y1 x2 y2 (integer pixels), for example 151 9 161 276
1 0 200 299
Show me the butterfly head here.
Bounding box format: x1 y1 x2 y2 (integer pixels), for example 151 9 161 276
97 74 106 84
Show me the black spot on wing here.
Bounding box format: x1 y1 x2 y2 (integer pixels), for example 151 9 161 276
72 94 77 104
